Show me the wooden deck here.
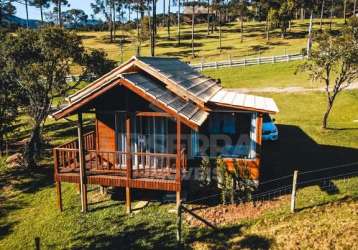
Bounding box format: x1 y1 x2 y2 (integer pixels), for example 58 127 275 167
54 131 186 192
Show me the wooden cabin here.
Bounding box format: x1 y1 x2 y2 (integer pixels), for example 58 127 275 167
52 56 278 213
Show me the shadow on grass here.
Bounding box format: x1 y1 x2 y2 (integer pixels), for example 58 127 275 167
0 166 52 240
295 196 355 212
70 220 181 250
186 224 273 249
261 124 358 190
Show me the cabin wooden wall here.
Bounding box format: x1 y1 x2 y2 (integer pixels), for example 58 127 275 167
96 113 116 152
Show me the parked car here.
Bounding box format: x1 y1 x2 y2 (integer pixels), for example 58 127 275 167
262 114 278 141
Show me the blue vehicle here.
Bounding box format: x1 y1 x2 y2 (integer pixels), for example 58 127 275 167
262 114 278 141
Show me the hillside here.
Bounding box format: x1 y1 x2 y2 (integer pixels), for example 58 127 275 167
79 19 345 64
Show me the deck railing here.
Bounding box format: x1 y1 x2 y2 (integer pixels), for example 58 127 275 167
53 132 187 180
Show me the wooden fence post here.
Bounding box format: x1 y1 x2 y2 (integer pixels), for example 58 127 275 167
35 237 40 250
176 200 182 243
201 58 204 71
291 170 298 213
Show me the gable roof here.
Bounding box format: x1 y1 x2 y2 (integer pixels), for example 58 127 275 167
53 56 278 126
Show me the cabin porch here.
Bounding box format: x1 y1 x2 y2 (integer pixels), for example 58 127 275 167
53 112 187 214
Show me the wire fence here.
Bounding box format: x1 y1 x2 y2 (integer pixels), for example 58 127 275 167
176 161 358 242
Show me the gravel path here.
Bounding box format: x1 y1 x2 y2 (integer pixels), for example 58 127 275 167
233 82 358 93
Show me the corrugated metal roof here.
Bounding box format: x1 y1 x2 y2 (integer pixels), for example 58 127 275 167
137 57 222 102
122 72 209 126
209 89 279 113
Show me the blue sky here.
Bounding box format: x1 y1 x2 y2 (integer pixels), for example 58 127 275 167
13 0 177 21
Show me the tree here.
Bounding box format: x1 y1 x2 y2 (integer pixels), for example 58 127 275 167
299 18 358 129
0 31 20 154
185 1 202 58
63 8 88 28
30 0 51 23
1 27 116 167
52 0 69 26
91 0 116 42
0 0 16 26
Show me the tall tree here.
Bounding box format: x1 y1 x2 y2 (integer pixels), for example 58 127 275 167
91 0 115 42
0 0 16 26
0 31 20 154
320 0 325 30
63 8 88 28
150 0 157 56
25 0 29 28
52 0 69 26
30 0 50 23
300 18 358 129
1 27 115 167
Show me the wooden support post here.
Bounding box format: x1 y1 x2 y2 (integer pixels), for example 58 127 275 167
176 119 181 208
77 113 88 213
291 170 298 213
53 149 63 212
176 200 182 243
125 114 132 214
56 181 63 212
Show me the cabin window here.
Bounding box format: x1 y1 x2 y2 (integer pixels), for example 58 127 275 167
206 112 256 159
190 130 200 158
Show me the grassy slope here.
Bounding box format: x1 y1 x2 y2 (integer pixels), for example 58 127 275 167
203 61 316 89
1 90 357 249
79 19 345 65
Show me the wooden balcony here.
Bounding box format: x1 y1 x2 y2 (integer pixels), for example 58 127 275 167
53 131 187 192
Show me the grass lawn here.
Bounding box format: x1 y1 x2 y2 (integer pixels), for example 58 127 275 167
1 88 357 249
79 19 345 65
203 61 318 89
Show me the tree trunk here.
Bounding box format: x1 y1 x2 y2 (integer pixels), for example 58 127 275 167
163 0 166 27
151 0 156 56
219 10 221 52
330 0 334 30
24 121 42 168
177 0 181 45
322 100 333 129
40 5 44 24
207 0 210 35
320 0 325 30
300 7 304 21
109 3 113 42
240 9 244 43
58 0 62 26
25 0 29 28
266 16 270 42
344 0 347 24
136 5 141 56
113 1 116 42
191 5 195 57
167 0 171 39
354 0 357 15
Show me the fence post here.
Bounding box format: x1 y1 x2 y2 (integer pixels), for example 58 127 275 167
291 170 298 213
35 237 40 250
176 200 182 244
287 54 290 62
229 54 232 67
244 57 246 66
215 61 218 69
201 58 204 71
272 55 275 64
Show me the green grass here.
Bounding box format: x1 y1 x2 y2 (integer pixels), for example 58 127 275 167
1 89 358 249
203 61 317 89
78 19 345 66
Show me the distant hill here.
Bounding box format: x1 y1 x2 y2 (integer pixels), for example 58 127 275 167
3 14 41 28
